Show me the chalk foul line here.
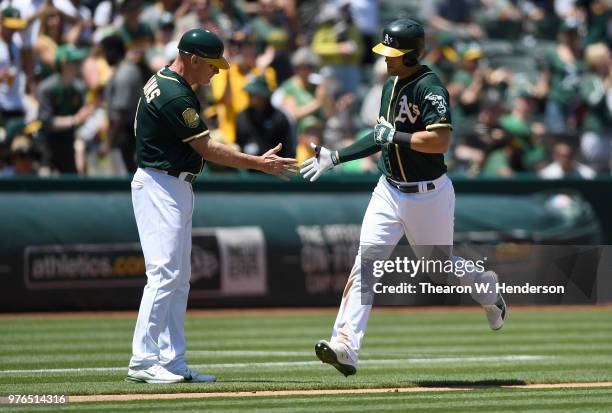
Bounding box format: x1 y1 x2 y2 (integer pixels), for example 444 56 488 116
0 355 548 375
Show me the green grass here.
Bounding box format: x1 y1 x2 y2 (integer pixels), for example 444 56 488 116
3 388 612 413
1 307 612 412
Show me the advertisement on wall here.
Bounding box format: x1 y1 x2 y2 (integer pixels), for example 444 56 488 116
0 226 268 310
190 226 267 297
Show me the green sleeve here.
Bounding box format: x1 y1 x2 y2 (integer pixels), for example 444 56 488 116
160 97 209 144
420 85 452 131
337 130 381 163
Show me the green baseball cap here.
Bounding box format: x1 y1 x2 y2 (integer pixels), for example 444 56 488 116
457 41 483 60
55 44 88 67
244 76 271 97
178 28 229 70
1 7 26 30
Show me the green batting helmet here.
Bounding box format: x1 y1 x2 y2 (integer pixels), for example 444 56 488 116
178 28 230 70
372 19 424 66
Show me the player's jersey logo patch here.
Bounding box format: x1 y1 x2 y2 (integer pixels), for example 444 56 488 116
425 92 447 115
182 108 200 128
395 95 420 124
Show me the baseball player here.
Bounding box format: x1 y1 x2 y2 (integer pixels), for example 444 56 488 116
300 19 507 377
126 28 297 384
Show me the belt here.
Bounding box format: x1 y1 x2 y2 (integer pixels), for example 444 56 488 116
386 176 435 193
146 167 198 183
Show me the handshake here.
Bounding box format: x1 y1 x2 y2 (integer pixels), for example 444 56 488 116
300 117 396 182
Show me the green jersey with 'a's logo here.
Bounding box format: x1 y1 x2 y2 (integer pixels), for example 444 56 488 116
378 65 452 182
134 67 209 174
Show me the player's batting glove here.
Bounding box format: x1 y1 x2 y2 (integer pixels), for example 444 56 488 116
300 142 338 182
374 116 395 145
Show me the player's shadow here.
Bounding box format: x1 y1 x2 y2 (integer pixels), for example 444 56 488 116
220 379 324 384
415 379 527 388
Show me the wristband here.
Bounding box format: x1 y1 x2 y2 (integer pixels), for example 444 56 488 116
393 131 413 147
331 151 340 165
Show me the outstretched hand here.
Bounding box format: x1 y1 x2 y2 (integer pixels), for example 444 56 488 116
258 143 299 180
300 143 336 182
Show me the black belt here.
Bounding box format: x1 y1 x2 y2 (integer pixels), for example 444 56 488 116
167 170 197 183
386 177 435 193
147 167 198 183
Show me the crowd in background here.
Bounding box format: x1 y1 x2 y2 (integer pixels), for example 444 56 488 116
0 0 610 179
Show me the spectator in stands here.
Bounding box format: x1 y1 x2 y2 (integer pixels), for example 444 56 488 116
146 11 176 72
499 89 547 169
575 0 611 46
534 20 584 133
579 42 612 173
452 89 506 174
34 6 63 82
140 0 180 31
280 47 332 135
236 75 293 165
341 0 379 65
38 6 64 45
92 0 120 33
295 115 322 165
448 42 487 134
359 57 387 127
480 134 527 177
476 0 523 40
53 0 93 46
422 31 459 83
78 36 112 176
0 6 27 128
101 33 142 175
539 140 596 178
250 0 293 84
2 133 40 176
0 0 50 93
420 0 485 39
209 30 277 143
310 3 364 96
522 0 562 40
37 44 93 174
117 0 154 81
175 0 233 40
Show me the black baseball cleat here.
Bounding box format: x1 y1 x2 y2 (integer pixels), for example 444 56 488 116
315 340 357 377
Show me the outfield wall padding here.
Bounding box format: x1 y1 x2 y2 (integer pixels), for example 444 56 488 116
0 174 610 311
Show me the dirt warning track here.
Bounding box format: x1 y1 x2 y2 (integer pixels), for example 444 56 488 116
69 382 612 403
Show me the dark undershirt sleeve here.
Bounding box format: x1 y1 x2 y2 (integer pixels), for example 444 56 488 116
337 130 381 163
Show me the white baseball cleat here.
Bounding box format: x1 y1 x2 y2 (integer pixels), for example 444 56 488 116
170 365 217 383
482 271 507 331
315 340 357 377
125 364 186 383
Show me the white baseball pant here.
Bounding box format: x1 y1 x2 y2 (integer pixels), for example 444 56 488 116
129 167 194 371
330 175 498 362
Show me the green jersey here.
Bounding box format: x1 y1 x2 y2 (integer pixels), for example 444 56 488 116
544 49 584 108
135 67 209 174
339 65 452 182
579 73 611 133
